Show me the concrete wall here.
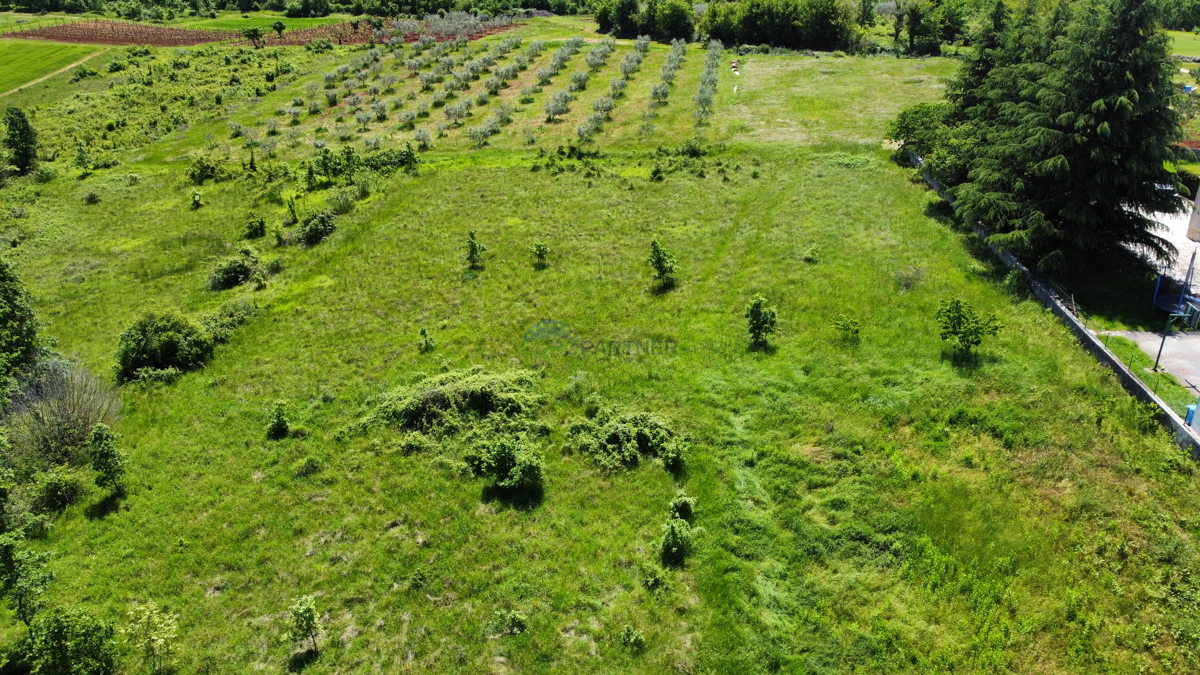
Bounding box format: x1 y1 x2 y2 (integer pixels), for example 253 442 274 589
913 158 1200 457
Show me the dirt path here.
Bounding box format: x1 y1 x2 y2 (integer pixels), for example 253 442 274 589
0 46 110 99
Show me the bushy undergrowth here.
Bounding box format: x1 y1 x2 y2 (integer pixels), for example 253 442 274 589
562 401 684 473
363 368 542 433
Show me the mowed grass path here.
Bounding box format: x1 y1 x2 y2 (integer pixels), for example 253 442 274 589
2 30 1200 674
0 39 101 94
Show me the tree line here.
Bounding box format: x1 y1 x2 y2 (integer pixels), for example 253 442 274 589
888 0 1184 272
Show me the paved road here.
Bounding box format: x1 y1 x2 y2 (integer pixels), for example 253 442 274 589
1102 330 1200 396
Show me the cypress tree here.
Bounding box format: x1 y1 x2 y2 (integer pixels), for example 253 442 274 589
3 108 37 175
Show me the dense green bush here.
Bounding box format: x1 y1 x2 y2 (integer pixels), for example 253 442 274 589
935 298 1001 354
267 400 290 440
299 210 337 246
659 516 694 567
115 312 214 383
365 368 542 432
23 607 118 675
745 295 778 348
465 436 545 492
87 424 126 494
30 465 87 513
699 0 857 50
647 238 677 287
208 246 261 290
563 408 684 472
3 107 38 175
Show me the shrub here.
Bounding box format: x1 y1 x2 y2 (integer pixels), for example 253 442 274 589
267 400 290 440
83 192 101 205
190 190 203 210
292 456 321 477
25 607 118 675
669 489 696 522
299 210 337 246
647 238 677 287
562 409 683 472
208 246 260 290
935 299 1001 354
243 213 267 239
326 188 356 215
115 312 215 383
417 327 435 353
87 423 126 493
365 368 542 432
465 230 486 269
620 624 645 651
745 295 778 348
125 602 178 675
465 437 545 492
529 242 550 269
9 360 119 468
198 299 257 344
489 609 528 636
659 517 694 567
831 314 861 343
31 465 87 513
287 597 319 653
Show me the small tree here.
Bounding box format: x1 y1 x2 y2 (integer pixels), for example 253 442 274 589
417 327 435 353
271 20 286 37
288 596 319 653
7 548 52 626
668 489 695 523
745 295 778 348
529 242 550 269
465 230 486 269
935 298 1001 354
242 27 264 48
544 91 570 122
266 401 289 440
659 517 693 567
3 107 38 174
125 601 178 675
647 239 676 287
88 423 126 494
26 607 118 675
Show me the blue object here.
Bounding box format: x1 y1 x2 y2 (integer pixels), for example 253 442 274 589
1188 405 1196 426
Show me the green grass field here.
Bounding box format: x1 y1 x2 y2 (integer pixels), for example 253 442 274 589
1170 29 1200 55
0 39 101 94
0 19 1199 674
172 10 351 31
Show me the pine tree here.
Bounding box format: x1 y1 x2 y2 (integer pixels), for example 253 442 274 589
952 0 1184 271
3 107 38 175
946 0 1008 120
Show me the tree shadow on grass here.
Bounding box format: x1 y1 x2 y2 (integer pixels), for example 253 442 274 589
940 348 1000 373
287 648 318 673
481 483 544 511
84 491 123 521
649 279 676 296
746 341 778 356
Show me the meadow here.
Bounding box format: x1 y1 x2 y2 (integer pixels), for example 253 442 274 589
0 38 102 94
1 17 1200 674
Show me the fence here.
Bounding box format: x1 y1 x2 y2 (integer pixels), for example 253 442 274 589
913 155 1200 457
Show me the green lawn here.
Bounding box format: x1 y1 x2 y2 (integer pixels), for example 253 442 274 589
0 20 1199 674
1170 29 1200 56
171 10 351 31
0 39 102 95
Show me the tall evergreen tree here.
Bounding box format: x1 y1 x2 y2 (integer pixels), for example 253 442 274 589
947 0 1008 120
953 0 1183 271
3 107 37 175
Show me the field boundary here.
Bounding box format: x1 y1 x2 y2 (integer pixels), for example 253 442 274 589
912 154 1200 457
0 46 109 98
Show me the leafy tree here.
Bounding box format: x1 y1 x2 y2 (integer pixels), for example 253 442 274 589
87 424 126 494
7 547 52 626
271 20 286 37
242 27 264 48
287 596 319 653
656 0 695 41
611 0 640 36
647 239 677 287
544 91 570 122
26 607 118 675
124 602 178 674
745 295 778 347
4 107 38 175
465 230 487 269
935 299 1000 354
0 257 41 380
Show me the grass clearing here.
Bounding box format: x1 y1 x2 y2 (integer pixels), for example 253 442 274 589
0 22 1198 674
0 39 102 94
